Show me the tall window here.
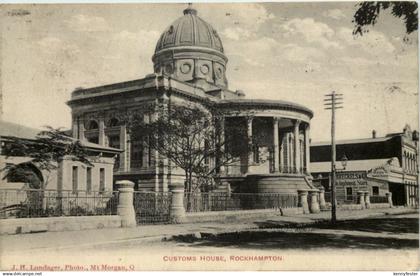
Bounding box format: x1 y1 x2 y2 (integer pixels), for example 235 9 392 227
72 166 78 193
131 139 144 169
108 135 121 170
204 139 210 165
86 167 92 192
99 168 105 192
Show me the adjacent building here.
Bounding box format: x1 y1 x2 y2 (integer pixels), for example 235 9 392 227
0 120 120 193
311 125 419 207
67 7 315 194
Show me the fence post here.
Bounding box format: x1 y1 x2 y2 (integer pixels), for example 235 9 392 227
357 191 365 209
298 190 309 214
364 191 371 209
169 183 186 223
309 190 320 213
386 192 393 208
116 180 136 228
319 187 327 210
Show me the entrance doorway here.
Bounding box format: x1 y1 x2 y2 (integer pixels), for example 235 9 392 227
388 182 405 206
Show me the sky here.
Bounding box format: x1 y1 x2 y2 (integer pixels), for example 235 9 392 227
0 2 418 142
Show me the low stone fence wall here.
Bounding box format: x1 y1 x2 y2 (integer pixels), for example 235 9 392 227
0 215 122 235
186 208 303 223
338 204 363 210
369 203 393 209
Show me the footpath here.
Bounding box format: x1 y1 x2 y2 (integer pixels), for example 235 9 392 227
0 207 416 253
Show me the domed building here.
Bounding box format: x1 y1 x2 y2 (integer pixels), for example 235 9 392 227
67 7 315 194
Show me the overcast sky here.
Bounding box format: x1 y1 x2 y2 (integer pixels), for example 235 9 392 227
1 2 418 142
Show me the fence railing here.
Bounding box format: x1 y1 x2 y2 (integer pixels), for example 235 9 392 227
0 189 118 219
370 195 388 204
133 191 172 224
184 192 298 213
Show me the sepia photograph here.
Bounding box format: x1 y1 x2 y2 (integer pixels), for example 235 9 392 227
0 1 419 272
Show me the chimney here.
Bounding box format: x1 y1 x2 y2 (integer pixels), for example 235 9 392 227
372 130 377 138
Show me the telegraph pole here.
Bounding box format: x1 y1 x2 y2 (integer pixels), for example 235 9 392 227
324 91 343 223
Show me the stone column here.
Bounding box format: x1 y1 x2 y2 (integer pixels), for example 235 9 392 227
98 119 105 146
287 133 292 172
364 191 371 209
169 182 186 223
279 134 285 173
119 125 127 172
247 117 253 172
273 117 280 173
116 180 136 227
298 190 309 214
72 118 78 139
293 120 301 174
309 190 320 213
386 192 393 207
319 187 327 210
304 124 310 174
78 121 85 141
357 191 365 209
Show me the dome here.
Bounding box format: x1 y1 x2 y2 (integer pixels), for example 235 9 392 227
154 7 224 54
152 7 228 89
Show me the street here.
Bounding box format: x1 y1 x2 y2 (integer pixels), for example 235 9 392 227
1 211 418 271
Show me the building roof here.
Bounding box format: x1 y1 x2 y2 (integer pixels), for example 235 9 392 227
154 7 224 54
0 120 121 153
218 98 314 117
311 136 394 146
310 158 394 173
0 120 39 140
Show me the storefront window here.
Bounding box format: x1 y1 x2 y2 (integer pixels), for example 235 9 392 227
372 186 379 196
346 187 353 201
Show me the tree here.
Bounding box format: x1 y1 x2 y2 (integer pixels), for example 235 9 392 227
2 126 92 188
127 102 254 210
353 2 418 36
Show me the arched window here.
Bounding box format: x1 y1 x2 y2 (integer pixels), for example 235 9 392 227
108 118 120 127
87 120 99 130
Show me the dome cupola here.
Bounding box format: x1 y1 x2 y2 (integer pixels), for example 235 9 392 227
152 6 228 89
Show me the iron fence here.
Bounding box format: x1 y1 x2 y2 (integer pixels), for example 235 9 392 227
133 191 172 224
370 195 388 204
0 189 118 219
184 192 298 212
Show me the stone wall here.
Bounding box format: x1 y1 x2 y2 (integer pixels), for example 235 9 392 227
0 215 122 235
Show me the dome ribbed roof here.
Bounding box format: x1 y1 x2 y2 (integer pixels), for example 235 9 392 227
154 7 224 54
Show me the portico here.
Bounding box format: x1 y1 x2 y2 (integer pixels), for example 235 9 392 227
217 100 313 193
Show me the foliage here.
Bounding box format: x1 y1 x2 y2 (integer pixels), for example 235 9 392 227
2 126 92 184
127 102 252 195
353 2 418 36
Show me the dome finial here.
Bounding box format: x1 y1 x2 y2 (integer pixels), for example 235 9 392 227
183 3 197 15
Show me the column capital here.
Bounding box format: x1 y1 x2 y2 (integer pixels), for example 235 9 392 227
246 115 254 123
294 119 301 127
273 116 281 123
